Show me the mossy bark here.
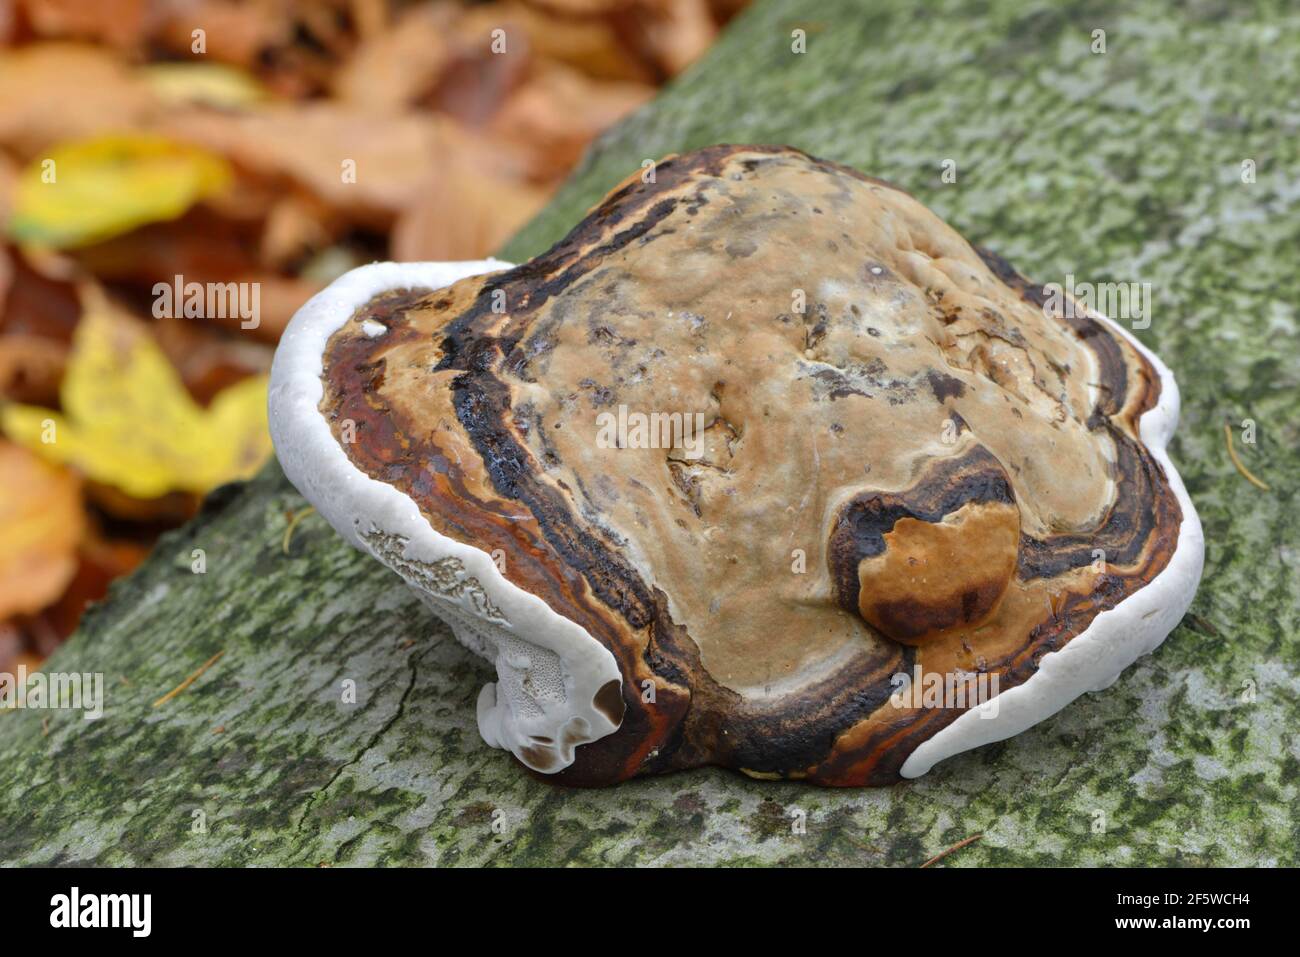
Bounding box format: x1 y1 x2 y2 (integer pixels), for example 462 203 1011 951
2 0 1296 866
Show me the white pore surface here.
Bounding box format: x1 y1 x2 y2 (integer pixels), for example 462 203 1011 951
900 313 1205 778
268 261 623 775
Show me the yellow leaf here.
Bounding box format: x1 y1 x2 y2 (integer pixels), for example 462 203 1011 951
142 63 269 109
0 441 84 620
7 133 232 249
0 292 270 499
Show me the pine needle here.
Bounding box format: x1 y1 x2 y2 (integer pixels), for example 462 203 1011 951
153 649 225 708
1224 422 1269 491
282 506 317 554
920 833 983 868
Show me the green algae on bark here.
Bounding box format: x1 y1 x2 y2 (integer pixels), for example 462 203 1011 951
1 0 1297 866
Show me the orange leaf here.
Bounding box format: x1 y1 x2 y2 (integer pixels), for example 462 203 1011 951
0 441 84 620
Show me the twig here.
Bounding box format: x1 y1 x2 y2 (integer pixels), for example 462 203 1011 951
920 833 983 868
152 650 225 708
1224 422 1269 490
282 506 317 554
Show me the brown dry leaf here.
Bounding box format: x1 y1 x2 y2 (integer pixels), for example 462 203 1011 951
349 0 390 40
16 244 83 284
0 246 74 400
83 482 198 524
333 2 457 112
708 0 751 20
520 0 637 14
490 61 655 181
0 333 68 404
260 193 338 271
1 235 74 409
159 104 451 226
439 118 540 184
150 3 352 99
0 623 28 676
153 313 272 405
19 0 152 51
227 273 324 344
392 162 549 261
0 440 84 620
0 150 18 228
0 43 156 159
70 210 259 287
0 254 80 341
12 526 151 656
463 2 655 84
429 7 534 127
294 1 354 59
152 1 294 72
71 211 321 344
198 171 290 225
615 0 718 77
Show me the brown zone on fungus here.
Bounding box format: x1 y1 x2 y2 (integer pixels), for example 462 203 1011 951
318 145 1182 786
831 448 1022 646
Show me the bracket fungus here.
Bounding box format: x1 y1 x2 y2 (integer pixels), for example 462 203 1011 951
269 145 1203 786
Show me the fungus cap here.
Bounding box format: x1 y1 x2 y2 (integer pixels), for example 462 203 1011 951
269 145 1203 786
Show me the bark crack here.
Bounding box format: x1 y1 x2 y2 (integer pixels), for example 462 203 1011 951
294 646 426 836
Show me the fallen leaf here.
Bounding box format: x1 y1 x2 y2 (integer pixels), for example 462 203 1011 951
0 247 11 306
393 162 549 261
153 313 272 406
70 208 260 289
153 2 294 72
614 0 718 77
18 0 151 51
0 332 68 404
333 3 456 112
0 43 155 159
160 104 446 226
229 273 324 343
11 527 150 654
0 253 81 342
141 62 270 109
0 287 271 498
260 193 338 271
521 0 634 13
8 133 233 249
489 61 655 181
460 2 655 84
0 440 84 620
0 150 18 227
83 482 198 524
428 6 535 127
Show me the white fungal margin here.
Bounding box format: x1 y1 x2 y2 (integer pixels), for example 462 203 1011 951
268 260 623 775
899 312 1205 779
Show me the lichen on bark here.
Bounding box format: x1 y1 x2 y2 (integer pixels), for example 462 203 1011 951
1 0 1296 866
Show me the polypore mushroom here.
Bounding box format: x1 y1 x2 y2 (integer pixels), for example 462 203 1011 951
269 145 1203 786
